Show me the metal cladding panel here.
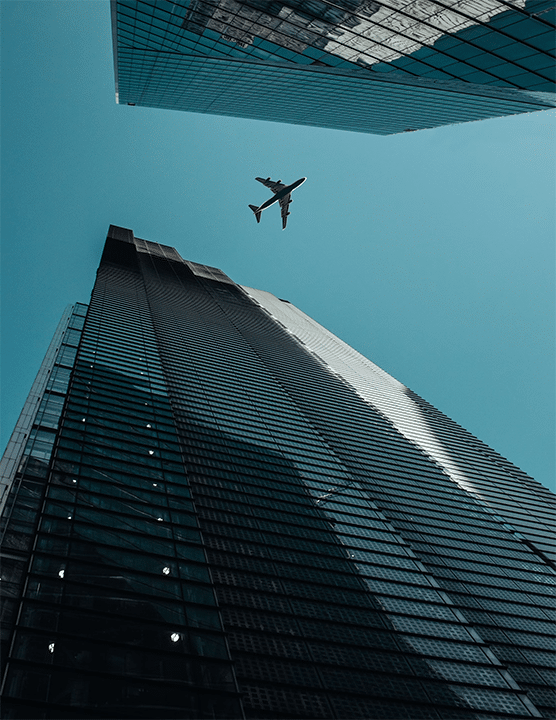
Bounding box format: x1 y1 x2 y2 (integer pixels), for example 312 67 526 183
1 227 555 719
111 0 555 133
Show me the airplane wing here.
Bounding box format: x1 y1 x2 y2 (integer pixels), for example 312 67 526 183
256 176 286 194
279 194 292 230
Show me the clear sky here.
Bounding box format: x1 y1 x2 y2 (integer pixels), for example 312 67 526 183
1 0 554 491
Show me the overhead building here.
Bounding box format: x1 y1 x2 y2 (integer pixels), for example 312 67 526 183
111 0 555 133
1 225 554 718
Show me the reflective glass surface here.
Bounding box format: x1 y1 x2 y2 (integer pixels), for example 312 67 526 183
112 0 555 133
1 226 554 718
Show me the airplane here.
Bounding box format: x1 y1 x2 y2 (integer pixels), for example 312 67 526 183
249 176 306 230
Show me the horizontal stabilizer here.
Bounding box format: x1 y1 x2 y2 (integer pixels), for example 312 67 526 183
248 204 262 223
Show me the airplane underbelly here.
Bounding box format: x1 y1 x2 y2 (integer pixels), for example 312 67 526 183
260 196 280 211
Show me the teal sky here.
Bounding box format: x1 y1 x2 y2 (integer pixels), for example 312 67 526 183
1 1 554 490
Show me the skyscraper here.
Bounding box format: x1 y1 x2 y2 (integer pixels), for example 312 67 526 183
111 0 555 134
1 225 554 719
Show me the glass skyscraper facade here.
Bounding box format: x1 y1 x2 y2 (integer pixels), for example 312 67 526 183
1 225 554 719
111 0 555 134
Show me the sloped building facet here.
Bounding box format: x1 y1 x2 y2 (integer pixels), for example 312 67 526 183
1 225 555 719
111 0 555 134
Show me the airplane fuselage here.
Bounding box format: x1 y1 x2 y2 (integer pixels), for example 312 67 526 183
258 177 306 211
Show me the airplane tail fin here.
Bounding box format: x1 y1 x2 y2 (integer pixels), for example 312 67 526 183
248 204 262 223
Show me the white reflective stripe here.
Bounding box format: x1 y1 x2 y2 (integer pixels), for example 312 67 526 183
242 285 480 498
